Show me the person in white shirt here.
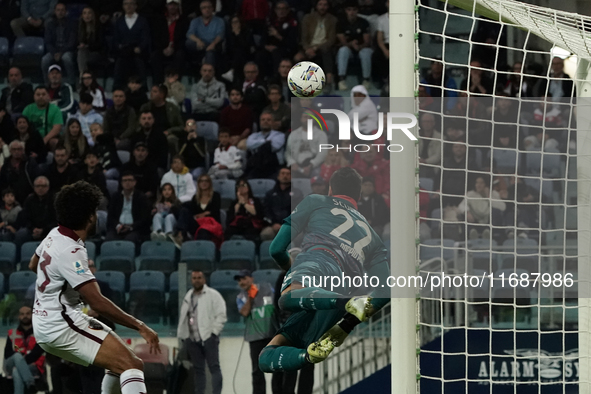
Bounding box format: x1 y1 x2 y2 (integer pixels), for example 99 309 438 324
285 112 328 178
208 128 244 179
29 180 160 394
177 270 227 394
160 155 197 203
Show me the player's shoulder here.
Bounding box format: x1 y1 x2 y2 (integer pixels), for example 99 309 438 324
44 227 87 257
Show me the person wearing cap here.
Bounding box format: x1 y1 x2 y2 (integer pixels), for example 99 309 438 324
285 112 328 178
235 269 280 394
310 176 327 195
46 64 75 115
121 141 160 201
177 270 226 394
261 167 303 241
41 2 77 86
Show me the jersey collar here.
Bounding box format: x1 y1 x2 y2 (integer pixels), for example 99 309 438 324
332 195 358 210
58 225 81 243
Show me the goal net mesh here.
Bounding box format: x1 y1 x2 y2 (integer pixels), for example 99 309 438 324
416 0 591 392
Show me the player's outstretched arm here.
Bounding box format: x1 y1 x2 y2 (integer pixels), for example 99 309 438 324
28 254 39 273
78 281 161 354
269 224 293 271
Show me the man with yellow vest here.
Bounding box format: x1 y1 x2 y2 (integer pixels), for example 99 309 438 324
3 305 45 394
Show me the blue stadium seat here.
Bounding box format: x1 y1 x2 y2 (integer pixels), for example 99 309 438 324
249 179 276 199
136 241 176 274
117 150 130 165
128 271 166 323
9 271 36 301
212 179 236 200
180 240 216 274
12 37 45 82
97 241 135 274
219 240 256 270
106 180 119 199
253 269 281 288
13 37 44 56
419 177 434 191
19 241 40 270
292 178 312 197
86 241 96 261
0 37 8 56
420 238 455 262
542 149 563 178
0 242 17 276
220 209 227 231
258 241 276 270
196 121 219 142
210 270 241 322
524 151 542 176
0 272 4 299
95 271 126 308
492 148 518 174
466 239 497 251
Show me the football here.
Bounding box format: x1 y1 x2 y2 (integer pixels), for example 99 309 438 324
287 61 326 98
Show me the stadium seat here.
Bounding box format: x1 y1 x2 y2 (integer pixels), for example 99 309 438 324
258 240 276 270
19 241 40 270
196 121 219 142
466 239 497 251
292 178 312 197
180 240 216 274
542 149 563 178
420 238 455 262
134 343 170 394
86 241 96 261
9 271 36 301
219 240 256 270
249 179 276 199
419 177 434 191
136 241 176 274
502 238 538 255
210 269 241 323
128 271 166 324
117 150 130 165
0 272 4 299
97 241 135 275
12 37 45 82
0 242 17 277
500 256 540 272
167 271 191 323
253 269 281 288
0 37 8 73
94 271 126 308
220 209 227 231
210 269 241 288
491 148 518 174
106 179 119 198
212 179 236 209
524 151 542 176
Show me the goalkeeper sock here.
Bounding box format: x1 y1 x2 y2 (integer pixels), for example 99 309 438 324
279 288 348 312
120 369 146 394
101 371 121 394
259 345 309 372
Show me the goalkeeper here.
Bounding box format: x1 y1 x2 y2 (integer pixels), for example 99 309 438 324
258 167 391 372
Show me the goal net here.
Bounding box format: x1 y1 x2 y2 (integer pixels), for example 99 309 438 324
415 0 591 392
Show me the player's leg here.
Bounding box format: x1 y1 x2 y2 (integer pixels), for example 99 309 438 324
278 283 350 313
259 334 316 373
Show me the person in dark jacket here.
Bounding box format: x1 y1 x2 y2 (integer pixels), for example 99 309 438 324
90 123 122 180
103 89 137 150
357 176 389 236
81 150 109 205
225 178 264 241
178 118 207 179
112 0 151 88
45 145 81 193
13 175 56 249
0 67 34 116
77 6 107 75
14 116 47 164
125 76 149 114
120 141 160 202
260 167 303 240
129 110 169 170
41 3 78 85
106 171 151 247
0 140 39 205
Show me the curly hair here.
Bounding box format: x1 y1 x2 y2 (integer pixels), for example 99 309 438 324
329 167 362 201
54 181 103 230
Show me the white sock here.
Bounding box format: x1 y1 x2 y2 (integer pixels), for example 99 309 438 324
101 371 121 394
120 369 146 394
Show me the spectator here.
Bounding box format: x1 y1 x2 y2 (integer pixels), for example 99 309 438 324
208 128 243 179
373 0 389 87
267 59 293 104
261 167 303 240
177 270 226 394
0 0 20 42
310 175 328 195
348 85 378 138
90 123 122 179
125 75 149 114
295 0 337 90
319 147 349 181
3 306 46 394
22 86 63 148
0 67 34 116
11 0 55 37
164 67 186 108
219 88 253 148
245 112 285 179
257 0 298 77
77 6 107 76
46 64 75 115
440 140 476 207
0 140 39 204
151 182 181 241
504 176 539 235
46 145 81 193
235 269 280 394
178 119 207 179
357 176 389 236
79 71 107 112
67 92 103 146
460 59 495 95
223 15 255 83
535 57 574 100
336 1 372 90
106 171 151 246
139 84 184 157
418 112 442 179
121 141 160 200
185 0 225 67
262 84 290 132
0 188 22 241
420 59 458 107
191 63 227 121
150 0 188 84
103 89 137 150
458 175 506 240
130 110 169 170
503 61 534 98
175 174 221 242
0 135 11 171
112 0 151 88
285 112 328 178
41 2 77 85
81 150 109 206
239 0 268 37
161 155 197 203
14 175 56 247
61 118 90 165
351 148 389 201
240 62 267 119
225 178 264 241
